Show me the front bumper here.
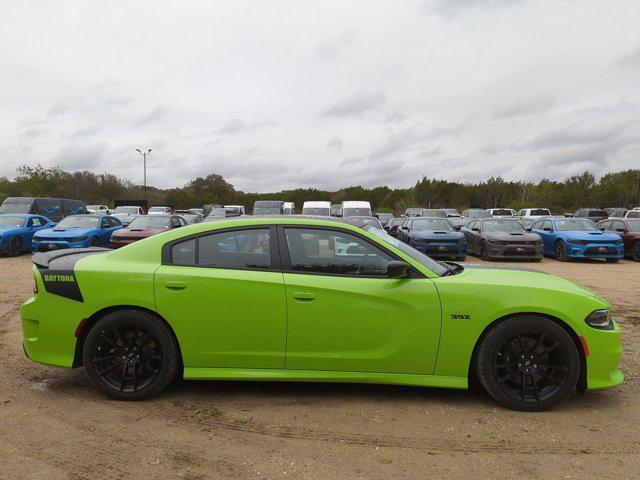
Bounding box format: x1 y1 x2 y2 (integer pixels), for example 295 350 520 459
565 243 624 259
584 320 624 390
110 238 139 249
487 242 543 259
32 239 90 252
411 241 467 259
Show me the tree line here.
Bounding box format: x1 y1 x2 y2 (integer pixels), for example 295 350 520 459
1 164 639 215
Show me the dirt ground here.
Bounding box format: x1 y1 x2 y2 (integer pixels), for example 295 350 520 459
1 255 639 480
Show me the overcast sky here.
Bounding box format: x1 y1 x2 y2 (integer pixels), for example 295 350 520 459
1 0 639 192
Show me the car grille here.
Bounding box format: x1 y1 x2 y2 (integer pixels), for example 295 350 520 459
584 246 618 255
113 237 140 242
503 246 537 255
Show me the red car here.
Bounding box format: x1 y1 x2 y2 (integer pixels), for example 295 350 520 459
110 214 187 248
598 217 640 261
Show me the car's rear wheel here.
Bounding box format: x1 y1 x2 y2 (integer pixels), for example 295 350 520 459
8 237 22 256
479 241 490 261
83 310 179 400
555 240 568 262
633 241 640 262
476 315 580 411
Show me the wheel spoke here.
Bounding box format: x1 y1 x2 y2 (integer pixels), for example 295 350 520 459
546 341 560 355
139 362 160 374
530 371 540 402
120 358 130 392
515 334 527 354
92 355 116 363
497 371 519 383
520 372 526 401
100 332 116 349
533 333 545 354
537 370 564 387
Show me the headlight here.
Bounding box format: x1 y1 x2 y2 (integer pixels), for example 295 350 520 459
568 239 588 245
585 309 612 329
68 236 87 242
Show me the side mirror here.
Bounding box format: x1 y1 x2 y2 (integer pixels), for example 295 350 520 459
599 227 606 231
543 227 552 232
617 228 627 233
525 227 532 232
472 228 481 232
387 261 411 278
453 225 461 231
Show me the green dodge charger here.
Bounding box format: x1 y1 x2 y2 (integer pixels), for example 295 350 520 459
21 217 623 410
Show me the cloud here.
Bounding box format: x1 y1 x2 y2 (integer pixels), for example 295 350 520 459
423 0 525 17
54 143 107 170
616 46 640 68
492 96 557 119
327 136 344 150
321 91 386 118
219 119 272 135
528 122 632 150
313 29 358 61
132 105 168 127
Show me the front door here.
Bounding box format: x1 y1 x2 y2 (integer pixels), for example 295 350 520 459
155 227 287 369
280 227 441 375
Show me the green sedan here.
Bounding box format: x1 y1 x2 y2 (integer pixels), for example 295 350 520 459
21 217 623 410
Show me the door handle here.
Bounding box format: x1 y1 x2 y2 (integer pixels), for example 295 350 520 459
293 291 316 301
164 281 187 291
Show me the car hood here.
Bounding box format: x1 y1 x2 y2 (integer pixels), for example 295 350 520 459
483 232 540 242
36 227 94 238
411 230 464 240
113 227 167 238
459 263 596 297
557 231 620 241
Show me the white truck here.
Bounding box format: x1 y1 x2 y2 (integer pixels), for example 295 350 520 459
341 201 372 218
302 201 331 216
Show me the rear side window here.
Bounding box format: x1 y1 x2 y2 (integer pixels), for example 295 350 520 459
198 229 271 269
284 228 392 276
171 239 196 264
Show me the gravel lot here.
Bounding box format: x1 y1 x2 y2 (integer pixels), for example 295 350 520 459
1 255 639 479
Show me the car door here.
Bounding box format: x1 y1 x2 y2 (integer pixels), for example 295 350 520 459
464 221 480 253
99 216 121 245
280 226 441 375
533 220 554 254
24 216 48 245
154 226 287 369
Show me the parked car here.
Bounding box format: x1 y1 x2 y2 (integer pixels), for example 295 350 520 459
253 200 284 215
598 218 640 262
444 208 461 218
516 208 552 219
625 210 640 219
463 219 543 261
531 218 624 262
606 208 628 218
397 217 466 260
176 213 202 225
573 209 609 223
0 197 87 222
448 217 470 229
488 208 515 217
386 218 407 237
0 214 54 256
404 207 424 217
111 206 144 226
376 212 394 225
461 209 492 219
32 214 122 252
148 206 173 215
342 201 372 218
110 215 187 249
420 209 448 218
86 205 110 214
203 204 223 217
330 203 342 217
22 216 622 410
283 202 295 215
204 208 243 221
302 201 331 216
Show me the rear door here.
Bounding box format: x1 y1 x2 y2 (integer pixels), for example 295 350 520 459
154 226 287 369
280 226 441 374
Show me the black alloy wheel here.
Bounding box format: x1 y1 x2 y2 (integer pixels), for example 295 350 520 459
633 241 640 262
476 316 579 411
480 241 490 261
8 237 22 257
83 310 179 400
555 240 568 262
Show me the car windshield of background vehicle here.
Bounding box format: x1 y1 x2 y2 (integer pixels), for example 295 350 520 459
359 218 382 228
86 205 102 210
128 216 170 229
253 207 283 215
114 207 139 214
626 220 640 232
589 210 608 217
412 219 452 231
363 225 449 276
0 204 30 214
468 210 492 218
0 216 24 227
531 209 551 216
421 210 447 218
628 211 640 218
555 219 598 231
302 208 331 216
343 208 372 217
491 209 512 216
57 216 99 228
149 207 169 213
483 220 525 233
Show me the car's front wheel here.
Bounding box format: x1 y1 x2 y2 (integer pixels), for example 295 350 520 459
555 240 569 262
83 310 179 400
8 237 22 256
89 236 100 247
476 315 580 411
479 241 490 261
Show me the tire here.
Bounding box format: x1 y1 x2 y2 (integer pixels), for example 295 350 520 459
8 237 22 257
475 315 580 411
479 241 490 261
83 310 179 400
555 240 569 262
605 258 620 263
633 241 640 262
532 257 542 262
89 237 100 247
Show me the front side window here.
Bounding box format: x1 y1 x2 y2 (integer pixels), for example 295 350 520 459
284 228 391 276
199 229 271 269
627 220 640 232
554 219 598 231
0 216 25 227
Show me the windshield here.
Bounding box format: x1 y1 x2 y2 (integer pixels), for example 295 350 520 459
302 207 331 216
466 210 491 218
359 218 382 229
483 220 525 233
412 219 452 231
405 208 422 216
530 209 551 216
114 207 139 214
627 220 640 232
149 207 169 213
588 210 608 217
491 209 512 216
343 207 372 217
254 207 283 215
363 225 449 276
555 219 598 231
420 209 447 218
128 216 170 229
627 211 640 219
0 204 30 214
0 216 25 227
390 218 406 226
57 216 99 229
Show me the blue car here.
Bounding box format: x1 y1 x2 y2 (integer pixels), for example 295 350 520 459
32 214 123 252
397 217 467 260
0 214 54 256
531 217 624 262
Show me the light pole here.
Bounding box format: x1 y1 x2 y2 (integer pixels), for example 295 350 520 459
136 148 152 205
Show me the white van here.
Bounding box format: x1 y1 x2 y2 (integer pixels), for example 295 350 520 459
283 202 295 215
341 201 372 218
302 201 331 216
